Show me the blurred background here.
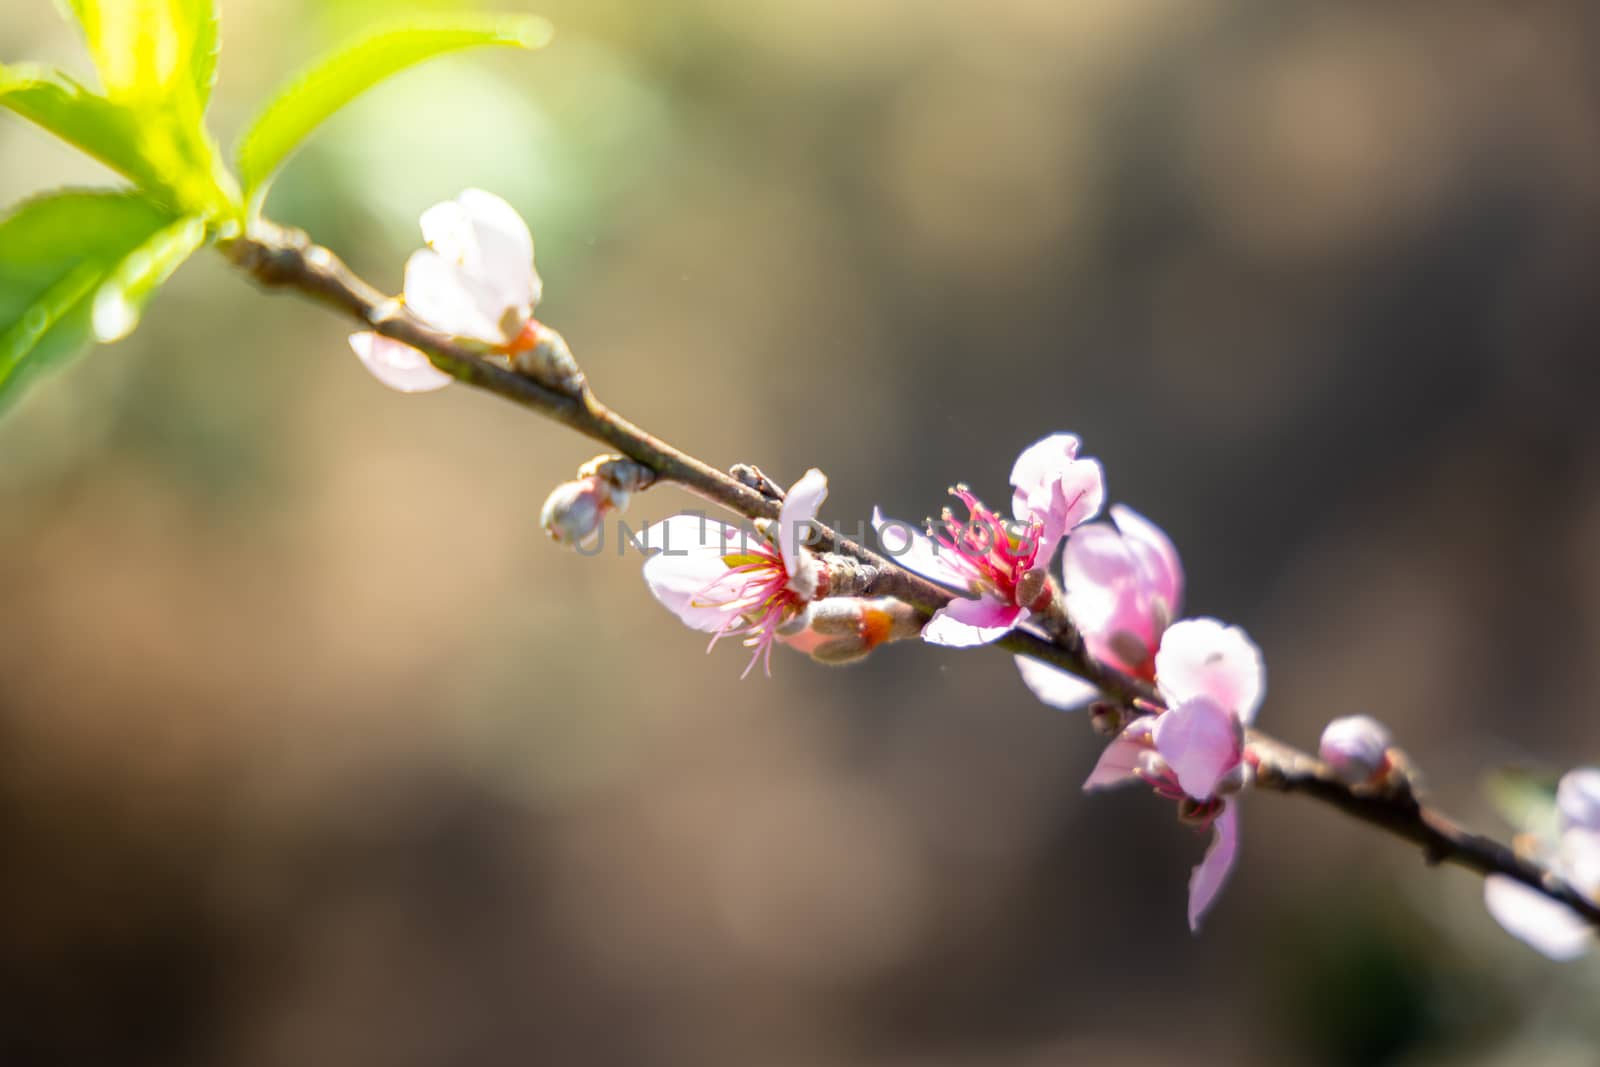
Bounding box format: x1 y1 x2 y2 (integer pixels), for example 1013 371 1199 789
4 0 1600 1063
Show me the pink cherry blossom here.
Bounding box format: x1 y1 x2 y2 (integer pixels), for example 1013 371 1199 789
873 436 1104 648
640 469 828 677
1010 433 1105 554
349 189 543 393
1082 617 1265 931
1484 767 1600 960
1013 504 1182 710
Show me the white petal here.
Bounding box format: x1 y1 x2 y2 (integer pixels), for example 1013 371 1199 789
348 332 453 393
639 514 754 557
1014 655 1100 711
1155 618 1266 724
873 508 967 587
1188 803 1240 932
638 515 755 633
778 468 828 579
1559 828 1600 900
921 598 1021 647
1557 768 1600 833
403 249 506 343
1484 875 1594 960
468 190 541 307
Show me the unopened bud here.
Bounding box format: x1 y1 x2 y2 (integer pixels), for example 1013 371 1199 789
1214 761 1252 796
1016 567 1051 611
541 477 609 550
1319 715 1393 785
512 323 585 395
1088 701 1125 737
798 597 922 665
579 455 656 495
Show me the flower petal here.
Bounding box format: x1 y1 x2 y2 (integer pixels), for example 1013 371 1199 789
873 508 967 587
1557 768 1600 833
1110 504 1183 625
421 189 540 313
1153 696 1243 801
1155 618 1266 723
1010 433 1105 553
639 516 757 633
778 468 828 582
922 596 1022 647
1063 522 1155 671
1484 875 1594 960
348 332 453 393
403 249 506 343
1014 655 1100 711
1188 803 1240 932
1083 718 1157 791
1559 828 1600 900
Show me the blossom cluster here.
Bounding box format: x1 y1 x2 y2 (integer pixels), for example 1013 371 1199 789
639 433 1265 930
354 192 1596 950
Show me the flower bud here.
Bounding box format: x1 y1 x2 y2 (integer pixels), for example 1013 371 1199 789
541 477 609 550
511 323 585 395
1319 715 1393 785
1016 567 1051 611
1088 701 1125 737
579 455 656 495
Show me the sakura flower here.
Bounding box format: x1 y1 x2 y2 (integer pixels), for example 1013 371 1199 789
872 435 1104 648
1010 433 1106 553
349 189 542 393
1083 618 1266 931
1013 504 1183 711
640 469 829 677
1484 767 1600 960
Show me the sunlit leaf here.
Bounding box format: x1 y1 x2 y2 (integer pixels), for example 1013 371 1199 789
235 14 554 202
0 64 169 194
49 0 239 216
0 192 204 412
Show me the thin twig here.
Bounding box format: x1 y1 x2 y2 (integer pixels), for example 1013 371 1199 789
220 221 1600 932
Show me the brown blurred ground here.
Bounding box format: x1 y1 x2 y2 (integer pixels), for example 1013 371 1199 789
3 0 1600 1064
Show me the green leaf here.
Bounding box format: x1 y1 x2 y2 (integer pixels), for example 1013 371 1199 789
236 14 554 201
59 0 211 105
0 64 169 192
48 0 239 217
0 191 204 411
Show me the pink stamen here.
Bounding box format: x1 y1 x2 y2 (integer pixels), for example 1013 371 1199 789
926 486 1043 605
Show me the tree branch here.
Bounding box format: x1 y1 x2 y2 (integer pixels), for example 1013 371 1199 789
219 219 1600 933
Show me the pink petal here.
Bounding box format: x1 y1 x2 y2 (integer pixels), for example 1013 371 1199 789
1155 618 1266 724
638 516 754 633
1109 504 1183 625
1014 655 1100 711
348 332 453 393
1484 875 1593 960
1010 433 1105 553
873 508 967 588
922 596 1023 647
1062 523 1156 671
403 249 506 343
778 468 828 585
1557 768 1600 833
1083 717 1157 791
1153 696 1243 801
1188 803 1240 932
